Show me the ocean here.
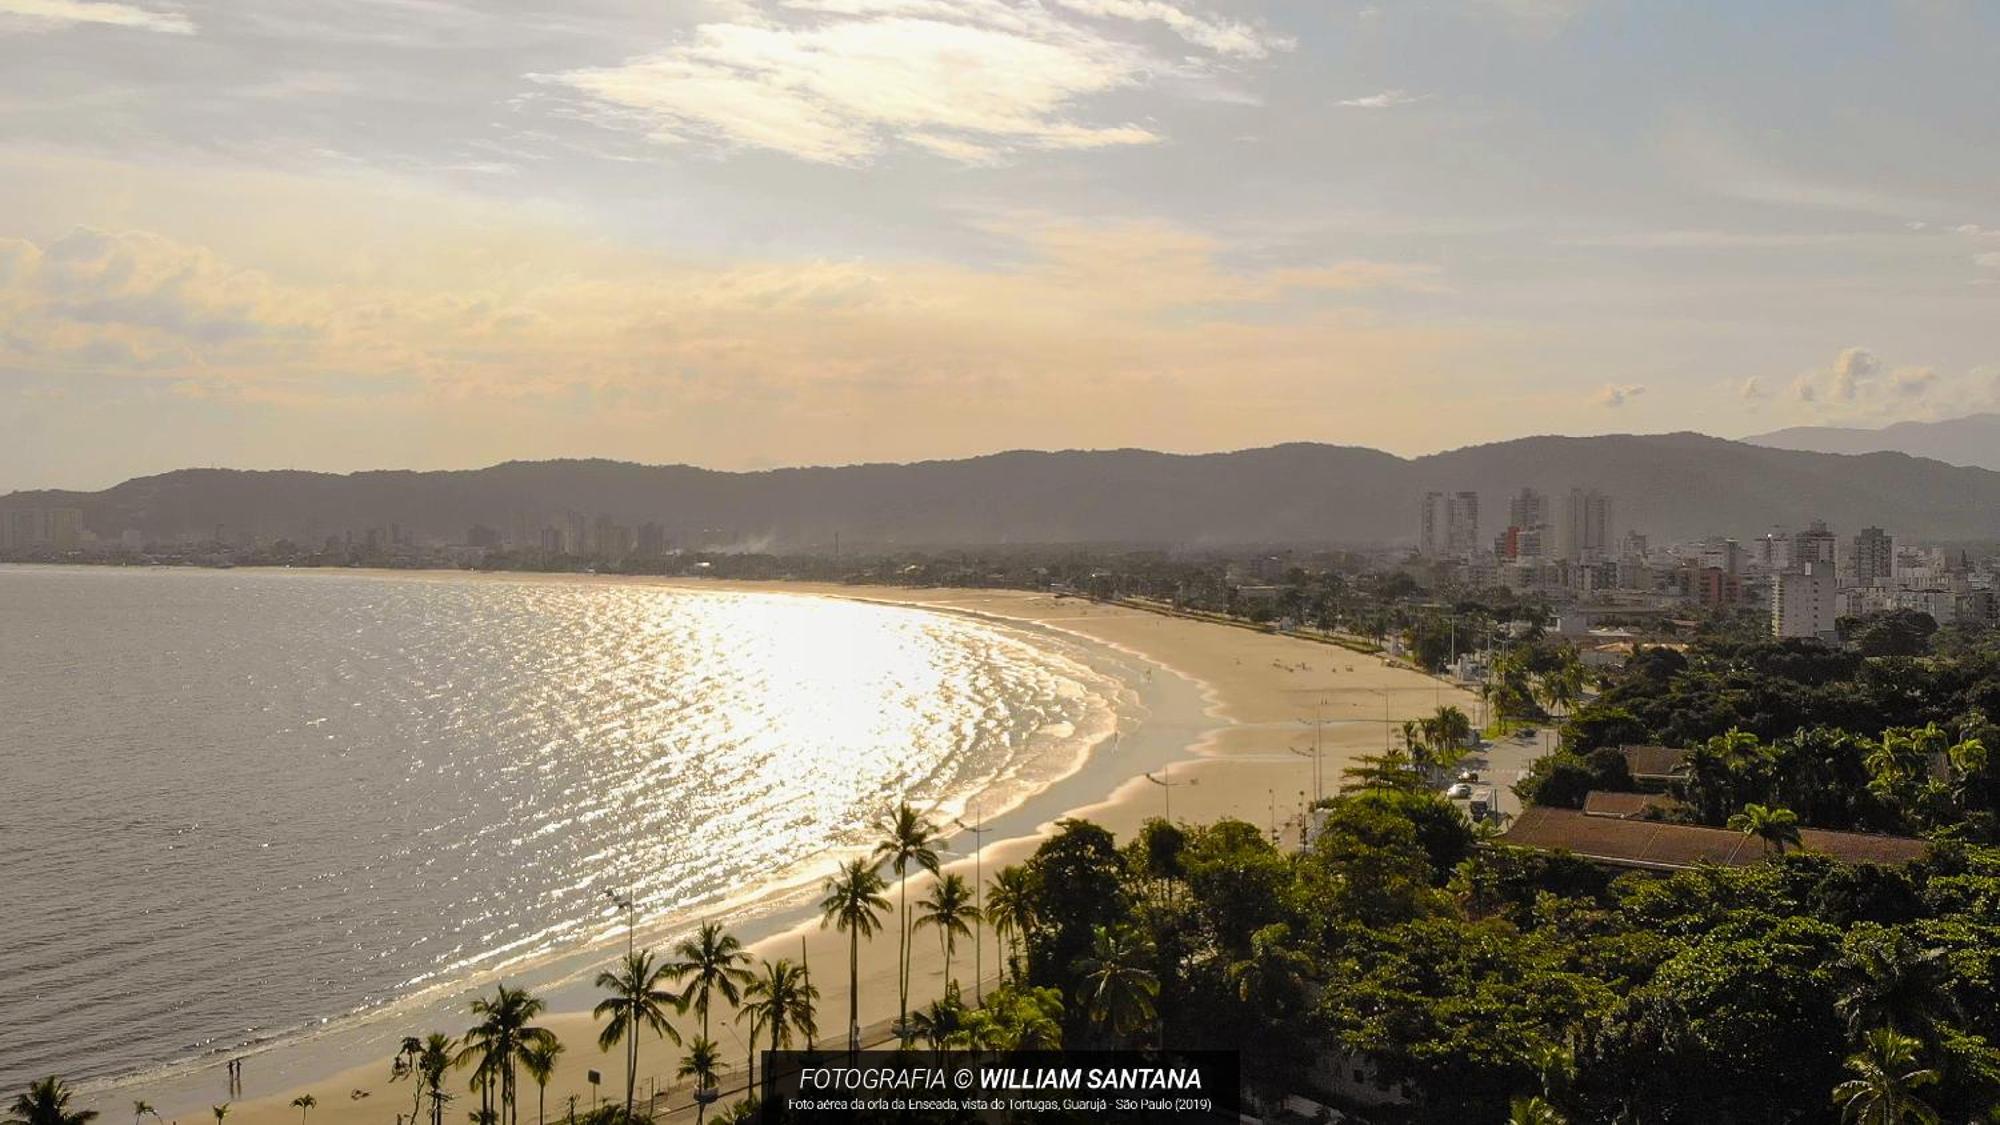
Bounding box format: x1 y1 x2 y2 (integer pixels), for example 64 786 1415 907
0 567 1122 1092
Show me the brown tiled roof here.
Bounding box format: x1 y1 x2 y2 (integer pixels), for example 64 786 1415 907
1581 790 1683 820
1501 806 1928 870
1619 744 1690 781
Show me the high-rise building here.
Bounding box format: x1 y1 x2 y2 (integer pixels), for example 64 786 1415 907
1851 526 1893 583
1418 491 1480 558
1560 488 1611 561
1773 562 1839 641
1447 491 1479 557
1507 488 1547 533
1794 520 1838 574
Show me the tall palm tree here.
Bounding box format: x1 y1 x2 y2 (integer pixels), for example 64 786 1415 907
417 1034 457 1125
458 985 558 1125
668 923 754 1045
915 874 978 993
130 1101 156 1125
209 1107 228 1125
1074 927 1158 1049
1831 1028 1941 1125
818 857 889 1052
7 1079 98 1125
519 1041 563 1125
985 867 1036 983
289 1096 315 1125
739 959 818 1102
1727 803 1804 856
872 802 944 1041
393 1034 428 1125
676 1039 721 1125
592 950 681 1125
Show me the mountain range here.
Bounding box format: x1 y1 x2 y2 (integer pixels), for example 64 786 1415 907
10 432 2000 549
1745 414 2000 471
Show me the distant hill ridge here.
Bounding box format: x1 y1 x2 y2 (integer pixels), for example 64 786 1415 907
8 432 2000 547
1746 413 2000 471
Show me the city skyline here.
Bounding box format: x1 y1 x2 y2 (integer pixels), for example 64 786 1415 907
3 1 1998 489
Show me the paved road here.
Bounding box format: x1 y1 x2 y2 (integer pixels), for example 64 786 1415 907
1448 727 1557 824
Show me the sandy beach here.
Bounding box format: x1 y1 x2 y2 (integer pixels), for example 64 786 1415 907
86 580 1474 1125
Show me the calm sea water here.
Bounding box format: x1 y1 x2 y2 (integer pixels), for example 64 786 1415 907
0 567 1117 1090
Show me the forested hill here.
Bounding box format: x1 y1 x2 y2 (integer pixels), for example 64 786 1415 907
9 433 2000 548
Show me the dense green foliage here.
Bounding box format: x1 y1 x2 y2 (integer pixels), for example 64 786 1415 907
1540 638 2000 842
986 796 2000 1123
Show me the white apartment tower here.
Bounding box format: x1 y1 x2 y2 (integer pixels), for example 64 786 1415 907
1773 562 1839 641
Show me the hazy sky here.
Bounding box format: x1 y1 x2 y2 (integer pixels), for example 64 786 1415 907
2 0 1997 489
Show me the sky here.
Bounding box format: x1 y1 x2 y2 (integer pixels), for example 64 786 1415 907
1 0 1997 490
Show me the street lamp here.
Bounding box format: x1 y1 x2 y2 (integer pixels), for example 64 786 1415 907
952 804 991 1004
602 889 638 958
1143 763 1180 821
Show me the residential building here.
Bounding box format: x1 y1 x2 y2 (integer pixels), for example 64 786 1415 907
1560 488 1612 561
1851 526 1893 582
1773 562 1838 640
1794 520 1838 574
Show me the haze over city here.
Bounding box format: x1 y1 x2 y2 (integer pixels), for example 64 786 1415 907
3 0 1998 490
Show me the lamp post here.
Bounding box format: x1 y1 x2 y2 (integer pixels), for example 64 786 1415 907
1143 763 1180 821
602 889 638 958
952 803 991 1004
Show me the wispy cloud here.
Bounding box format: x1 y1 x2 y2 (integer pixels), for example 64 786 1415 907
1596 382 1644 407
1335 89 1422 109
542 0 1282 166
0 0 192 34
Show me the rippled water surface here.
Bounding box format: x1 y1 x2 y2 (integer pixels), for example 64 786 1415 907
0 567 1115 1090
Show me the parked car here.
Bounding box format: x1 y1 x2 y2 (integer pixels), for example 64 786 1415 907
1447 782 1474 799
1456 769 1480 783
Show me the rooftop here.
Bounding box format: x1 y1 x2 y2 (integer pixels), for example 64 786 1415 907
1501 806 1929 870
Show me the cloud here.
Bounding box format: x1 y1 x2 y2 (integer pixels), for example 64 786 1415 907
1596 382 1644 407
1739 376 1763 401
1335 89 1422 109
542 0 1279 165
1049 0 1291 58
0 0 192 33
1776 347 1965 421
1830 345 1878 401
1891 366 1937 397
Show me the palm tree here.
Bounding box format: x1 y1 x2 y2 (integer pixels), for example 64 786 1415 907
871 802 943 1041
1074 926 1158 1048
592 950 681 1125
1507 1096 1568 1125
459 985 558 1125
915 873 978 992
1225 923 1314 1021
675 1039 721 1125
288 1096 315 1125
985 866 1036 983
209 1107 227 1125
1837 932 1959 1041
7 1079 98 1125
818 857 889 1052
130 1101 157 1125
417 1034 457 1125
739 959 818 1101
519 1041 563 1125
1727 803 1803 856
393 1034 428 1125
1831 1028 1940 1124
668 923 754 1045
